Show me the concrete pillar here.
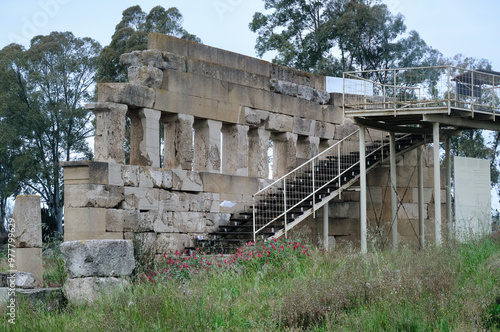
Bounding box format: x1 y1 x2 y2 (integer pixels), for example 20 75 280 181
359 125 367 254
418 145 425 249
221 124 249 176
248 128 271 178
162 113 194 170
297 136 320 162
272 132 298 178
129 108 161 167
193 119 222 172
390 132 398 250
445 135 452 241
88 102 128 164
433 122 442 245
12 195 43 287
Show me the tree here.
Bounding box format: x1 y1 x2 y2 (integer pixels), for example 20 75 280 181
0 32 101 234
250 0 440 77
96 5 201 83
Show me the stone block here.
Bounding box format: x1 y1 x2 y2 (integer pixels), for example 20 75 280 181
64 208 106 241
133 232 156 266
64 232 123 242
87 102 128 164
222 124 249 176
206 213 231 232
266 113 294 132
122 187 159 210
159 191 190 212
239 107 269 128
292 117 316 136
193 119 222 172
64 184 124 209
12 195 42 248
156 233 192 254
150 168 173 189
315 121 335 139
122 165 140 187
167 212 206 233
329 202 360 219
98 83 155 109
15 248 43 288
106 209 140 232
200 172 259 195
14 272 35 289
129 108 161 167
14 288 65 311
162 113 194 170
63 277 129 305
171 170 203 192
128 65 163 89
108 163 124 186
60 240 135 278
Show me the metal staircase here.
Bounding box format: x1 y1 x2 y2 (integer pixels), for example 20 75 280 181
197 129 428 253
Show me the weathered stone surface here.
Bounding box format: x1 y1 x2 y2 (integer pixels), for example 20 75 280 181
106 209 141 232
293 117 316 136
270 79 330 104
266 113 294 132
222 124 249 176
87 102 128 164
149 168 173 189
64 184 124 209
15 248 43 288
129 108 161 167
98 83 155 109
158 212 206 233
13 195 42 248
193 119 222 172
14 272 36 289
297 136 320 160
240 107 269 127
162 113 194 170
272 132 298 178
63 277 129 305
156 233 192 254
171 170 203 192
133 232 156 266
315 121 335 139
121 50 185 71
128 65 163 89
14 288 65 311
108 163 124 186
248 128 271 178
122 187 159 210
200 172 260 195
206 213 231 232
122 165 140 187
60 240 135 278
62 161 109 185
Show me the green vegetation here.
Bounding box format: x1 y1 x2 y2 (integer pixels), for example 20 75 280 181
4 236 500 331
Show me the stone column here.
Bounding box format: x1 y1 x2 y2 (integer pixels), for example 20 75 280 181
87 102 128 164
221 124 249 176
297 136 320 161
162 114 194 170
193 119 222 172
248 128 271 178
13 195 43 287
272 132 298 178
129 108 161 167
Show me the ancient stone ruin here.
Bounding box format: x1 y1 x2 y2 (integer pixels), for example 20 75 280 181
61 33 445 263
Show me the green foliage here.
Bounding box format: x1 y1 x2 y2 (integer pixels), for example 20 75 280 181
96 5 201 83
5 237 500 331
0 32 101 233
250 0 441 76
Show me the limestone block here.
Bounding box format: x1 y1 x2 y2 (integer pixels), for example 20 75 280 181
297 85 315 101
272 132 298 178
149 168 173 189
64 184 124 209
98 83 155 109
156 233 192 254
329 202 360 219
87 102 128 164
159 191 190 212
297 136 320 160
193 119 222 172
63 277 129 305
248 128 271 178
129 108 161 167
162 113 194 170
221 124 249 176
62 161 107 185
64 208 106 241
108 163 124 186
397 203 427 220
12 195 42 248
170 212 205 233
270 79 298 96
313 89 331 104
315 121 335 139
206 213 231 232
138 167 154 188
128 65 163 89
171 170 203 192
60 240 135 278
239 107 269 127
200 172 260 196
322 105 343 124
14 272 35 289
121 49 166 68
266 113 294 132
122 165 140 187
122 187 159 210
106 209 140 232
14 288 65 311
15 248 43 288
136 211 157 232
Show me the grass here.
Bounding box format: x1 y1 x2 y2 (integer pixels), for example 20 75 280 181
3 236 500 331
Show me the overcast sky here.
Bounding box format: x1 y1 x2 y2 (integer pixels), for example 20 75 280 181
1 0 500 70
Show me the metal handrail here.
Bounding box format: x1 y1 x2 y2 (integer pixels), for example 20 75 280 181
252 129 415 241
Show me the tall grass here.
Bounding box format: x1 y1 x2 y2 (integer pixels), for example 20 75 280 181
4 236 500 331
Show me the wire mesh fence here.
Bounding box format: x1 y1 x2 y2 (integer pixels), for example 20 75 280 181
343 66 500 116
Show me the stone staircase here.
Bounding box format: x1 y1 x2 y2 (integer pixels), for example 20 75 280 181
195 132 427 253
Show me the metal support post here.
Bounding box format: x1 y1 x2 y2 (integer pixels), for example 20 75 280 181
323 204 329 251
445 135 452 241
418 145 425 249
390 132 398 250
433 122 442 245
359 125 367 253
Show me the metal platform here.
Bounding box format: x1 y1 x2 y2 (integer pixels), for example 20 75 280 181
343 66 500 132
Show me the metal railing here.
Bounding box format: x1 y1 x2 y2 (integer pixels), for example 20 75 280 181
252 129 415 241
343 66 500 118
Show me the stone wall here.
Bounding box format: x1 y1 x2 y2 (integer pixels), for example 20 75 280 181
62 33 446 258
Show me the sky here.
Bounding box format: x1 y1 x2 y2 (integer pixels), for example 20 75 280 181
1 0 500 69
